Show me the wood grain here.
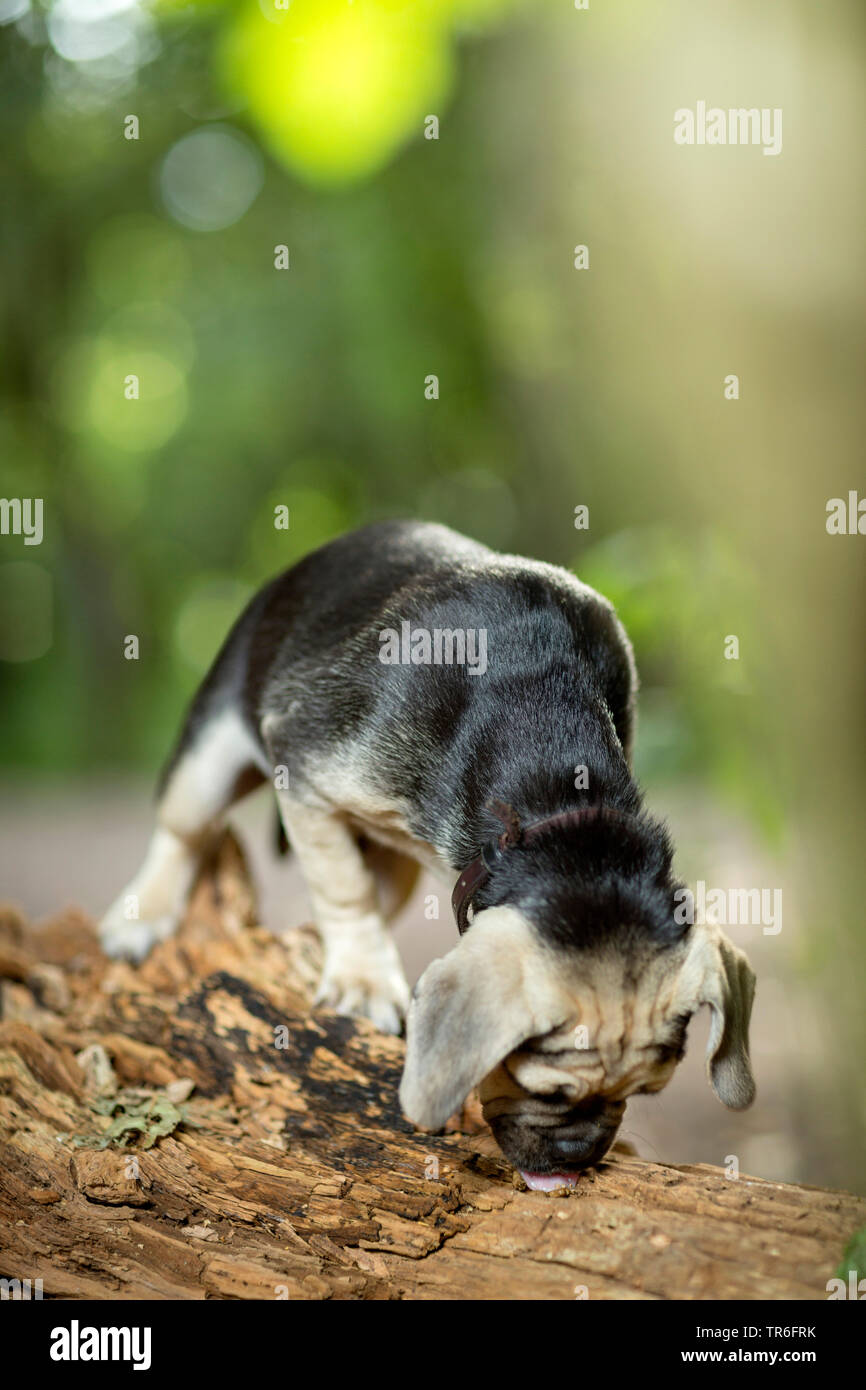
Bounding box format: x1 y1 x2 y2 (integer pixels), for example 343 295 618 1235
0 832 861 1301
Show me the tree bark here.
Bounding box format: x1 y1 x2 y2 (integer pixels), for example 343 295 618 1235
0 832 861 1301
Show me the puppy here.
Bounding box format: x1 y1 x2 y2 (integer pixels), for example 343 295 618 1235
101 520 756 1187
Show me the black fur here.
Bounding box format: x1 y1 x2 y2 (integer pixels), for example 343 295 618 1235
162 520 684 954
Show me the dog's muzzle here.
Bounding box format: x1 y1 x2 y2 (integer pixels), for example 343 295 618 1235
483 1095 625 1188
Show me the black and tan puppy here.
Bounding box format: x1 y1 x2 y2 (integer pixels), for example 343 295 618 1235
101 521 756 1188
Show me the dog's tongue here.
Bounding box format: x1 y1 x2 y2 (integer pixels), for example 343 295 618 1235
520 1171 581 1191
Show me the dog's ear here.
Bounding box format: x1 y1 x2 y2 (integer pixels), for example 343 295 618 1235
674 923 756 1109
399 907 570 1131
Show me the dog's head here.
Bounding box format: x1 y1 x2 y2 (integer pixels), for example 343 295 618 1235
399 906 755 1187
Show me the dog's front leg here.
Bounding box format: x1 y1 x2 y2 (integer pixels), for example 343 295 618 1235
276 795 410 1035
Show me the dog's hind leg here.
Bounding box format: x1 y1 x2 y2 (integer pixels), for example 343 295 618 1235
274 793 411 1035
99 705 267 962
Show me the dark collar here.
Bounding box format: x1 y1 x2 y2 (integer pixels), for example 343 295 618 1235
451 799 616 935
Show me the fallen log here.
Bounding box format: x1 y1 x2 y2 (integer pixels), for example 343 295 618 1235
0 832 862 1301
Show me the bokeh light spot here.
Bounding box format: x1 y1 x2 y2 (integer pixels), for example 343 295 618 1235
47 0 149 65
219 0 454 186
55 338 188 452
160 125 264 232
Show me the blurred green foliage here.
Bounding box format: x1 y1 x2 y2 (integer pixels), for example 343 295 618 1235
0 0 780 839
218 0 497 187
579 527 781 839
836 1228 866 1286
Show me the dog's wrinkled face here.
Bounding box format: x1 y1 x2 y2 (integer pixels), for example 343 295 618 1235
399 906 756 1187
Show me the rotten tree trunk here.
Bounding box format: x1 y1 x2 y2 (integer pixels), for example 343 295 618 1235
0 833 862 1301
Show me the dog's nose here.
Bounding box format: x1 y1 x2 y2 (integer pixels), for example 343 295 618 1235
547 1105 620 1166
550 1129 611 1165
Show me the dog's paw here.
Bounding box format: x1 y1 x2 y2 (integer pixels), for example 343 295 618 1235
99 902 177 963
315 943 410 1035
